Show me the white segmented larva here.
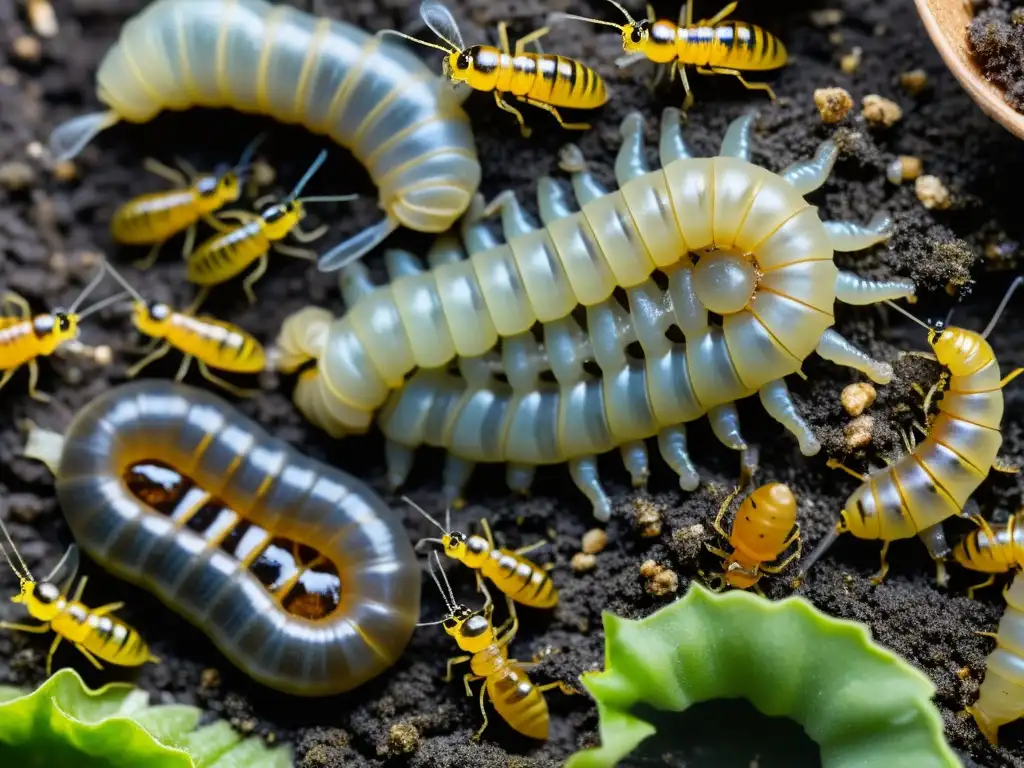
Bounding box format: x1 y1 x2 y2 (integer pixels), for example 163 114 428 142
275 109 916 520
48 0 482 265
969 571 1024 745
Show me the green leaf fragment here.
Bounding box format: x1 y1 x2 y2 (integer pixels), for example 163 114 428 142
0 669 293 767
567 584 960 768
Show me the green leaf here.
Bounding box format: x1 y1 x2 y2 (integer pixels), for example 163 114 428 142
0 669 293 767
567 583 960 768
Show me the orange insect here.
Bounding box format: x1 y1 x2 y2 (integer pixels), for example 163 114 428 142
706 482 801 589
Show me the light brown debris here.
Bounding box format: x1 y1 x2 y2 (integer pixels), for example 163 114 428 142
862 94 903 127
915 175 952 210
841 382 877 417
814 87 853 124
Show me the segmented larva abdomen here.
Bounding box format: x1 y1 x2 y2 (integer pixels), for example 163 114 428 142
50 0 481 262
32 381 419 696
969 571 1024 745
842 328 1006 542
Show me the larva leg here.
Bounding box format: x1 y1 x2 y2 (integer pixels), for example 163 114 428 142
472 682 491 741
46 633 64 677
815 328 894 385
615 113 650 186
174 353 194 382
823 213 893 252
620 440 650 487
442 654 472 682
703 2 738 25
483 190 536 238
442 454 474 508
537 178 574 226
339 262 377 307
558 145 608 204
272 243 318 261
695 67 777 103
242 253 269 304
462 195 504 255
869 541 891 585
719 110 758 161
385 249 424 280
506 462 536 494
143 158 188 187
133 242 164 271
780 141 838 196
657 425 700 490
26 360 51 403
707 402 749 454
385 439 415 489
967 575 996 599
126 342 170 378
918 523 951 587
758 379 821 456
659 107 693 166
198 361 257 398
426 235 466 268
569 456 612 521
518 98 591 132
494 91 532 138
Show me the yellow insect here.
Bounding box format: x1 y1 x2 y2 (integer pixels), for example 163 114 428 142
421 552 573 741
555 0 787 109
384 0 609 138
185 149 355 306
953 509 1024 598
110 134 267 269
0 509 159 676
0 267 113 401
104 263 265 397
404 497 557 609
706 482 801 590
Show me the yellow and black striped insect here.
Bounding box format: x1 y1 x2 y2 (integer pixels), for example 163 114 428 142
953 509 1024 598
104 263 265 397
420 552 572 741
706 482 801 590
405 497 557 609
384 0 609 138
186 149 355 306
110 134 267 270
0 267 115 402
0 507 159 676
555 0 786 109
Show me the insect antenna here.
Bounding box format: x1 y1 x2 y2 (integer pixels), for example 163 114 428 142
982 276 1023 339
417 551 456 626
102 262 148 304
433 550 459 610
76 290 132 320
549 0 637 30
65 264 109 314
791 527 839 586
234 131 269 173
295 194 359 204
884 300 934 333
286 150 329 200
378 29 457 56
402 495 449 534
0 505 33 583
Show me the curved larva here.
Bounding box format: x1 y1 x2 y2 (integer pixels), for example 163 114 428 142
275 110 914 519
23 380 420 696
968 571 1024 745
49 0 481 264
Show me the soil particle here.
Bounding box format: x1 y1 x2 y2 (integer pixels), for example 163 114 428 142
969 1 1024 114
0 0 1022 767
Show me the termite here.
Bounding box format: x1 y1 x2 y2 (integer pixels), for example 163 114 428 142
110 133 267 270
706 482 801 590
0 267 114 401
553 0 786 109
186 149 356 306
796 277 1024 586
0 508 159 676
404 497 557 609
104 263 265 397
420 552 573 741
381 0 608 138
953 509 1024 598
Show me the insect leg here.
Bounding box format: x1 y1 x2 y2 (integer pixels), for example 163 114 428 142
479 517 497 549
174 353 194 382
514 540 547 557
712 486 743 539
26 360 51 403
442 654 472 682
242 253 270 304
73 642 105 671
133 242 163 271
126 342 171 378
463 672 484 697
705 544 732 559
493 91 532 138
0 367 20 394
682 0 693 26
518 97 592 132
173 157 200 182
702 2 738 26
678 65 695 111
695 66 777 103
199 214 235 233
69 575 88 602
471 682 490 741
0 621 51 633
91 601 125 617
184 289 209 315
272 243 319 260
181 223 196 260
497 598 520 647
142 158 188 187
514 27 551 56
967 576 997 600
197 361 257 398
46 633 64 676
497 20 512 55
536 680 577 696
1 291 31 318
869 541 891 585
760 530 803 573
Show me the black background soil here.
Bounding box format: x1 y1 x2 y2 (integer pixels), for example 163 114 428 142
0 0 1022 766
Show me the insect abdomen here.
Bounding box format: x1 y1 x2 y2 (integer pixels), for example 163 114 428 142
50 381 420 696
111 191 198 244
168 314 265 373
0 322 37 368
678 23 787 70
186 223 267 285
482 549 556 609
52 606 152 666
489 663 550 740
517 54 607 110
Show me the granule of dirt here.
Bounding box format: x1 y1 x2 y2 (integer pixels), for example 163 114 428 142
969 1 1024 113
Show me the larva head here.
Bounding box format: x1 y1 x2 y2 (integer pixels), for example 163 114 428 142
692 252 759 316
132 301 173 338
929 326 992 378
33 312 78 354
193 172 242 213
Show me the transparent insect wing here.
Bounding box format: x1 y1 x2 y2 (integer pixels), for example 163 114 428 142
45 544 80 595
420 0 465 50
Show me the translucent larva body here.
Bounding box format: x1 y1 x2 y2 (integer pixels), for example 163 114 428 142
1 543 159 677
967 572 1024 745
707 482 800 589
23 381 420 696
49 0 482 265
278 110 915 519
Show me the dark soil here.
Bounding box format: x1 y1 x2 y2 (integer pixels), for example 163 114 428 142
969 0 1024 115
0 1 1022 767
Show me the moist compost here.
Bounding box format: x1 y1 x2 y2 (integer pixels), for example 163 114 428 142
0 0 1022 766
970 0 1024 115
